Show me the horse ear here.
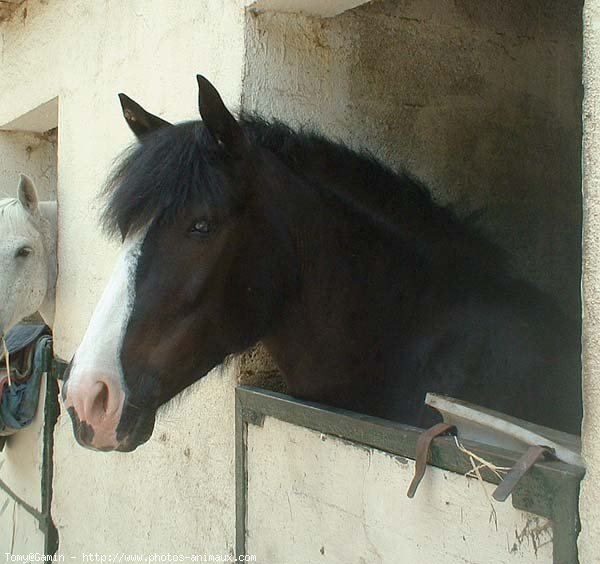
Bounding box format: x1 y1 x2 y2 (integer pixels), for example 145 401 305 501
17 174 40 217
196 75 246 155
118 93 172 139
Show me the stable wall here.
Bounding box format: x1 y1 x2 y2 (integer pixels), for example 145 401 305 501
580 2 600 561
246 417 553 563
0 380 48 553
0 130 56 201
0 0 247 556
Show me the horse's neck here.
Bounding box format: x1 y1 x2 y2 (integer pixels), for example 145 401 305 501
259 156 499 413
38 201 58 328
265 201 423 401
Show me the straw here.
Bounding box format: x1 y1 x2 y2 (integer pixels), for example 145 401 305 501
454 435 511 530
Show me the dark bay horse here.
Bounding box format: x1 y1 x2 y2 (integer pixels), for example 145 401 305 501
63 76 581 451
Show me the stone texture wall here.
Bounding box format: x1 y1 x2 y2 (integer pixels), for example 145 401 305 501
0 130 57 201
580 2 600 561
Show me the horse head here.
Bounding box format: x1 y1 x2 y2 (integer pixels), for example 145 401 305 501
0 174 57 337
63 77 293 451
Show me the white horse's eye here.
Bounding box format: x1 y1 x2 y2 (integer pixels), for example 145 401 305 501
15 246 32 258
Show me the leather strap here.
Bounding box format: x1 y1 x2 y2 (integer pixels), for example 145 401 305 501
492 445 555 502
407 422 455 498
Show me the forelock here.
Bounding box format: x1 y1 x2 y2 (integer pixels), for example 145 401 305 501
101 121 241 239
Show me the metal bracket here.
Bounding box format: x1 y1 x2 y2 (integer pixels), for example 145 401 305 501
407 422 455 498
492 445 555 502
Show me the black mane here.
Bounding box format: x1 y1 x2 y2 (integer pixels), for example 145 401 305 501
241 115 506 271
103 115 505 272
102 122 241 237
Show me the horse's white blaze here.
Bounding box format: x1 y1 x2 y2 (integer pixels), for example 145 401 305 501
66 229 147 442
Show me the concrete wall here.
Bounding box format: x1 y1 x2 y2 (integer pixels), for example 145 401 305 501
247 417 553 563
242 0 583 318
0 130 57 201
580 2 600 562
0 381 48 553
0 0 247 555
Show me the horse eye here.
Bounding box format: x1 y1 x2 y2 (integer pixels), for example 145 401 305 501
189 220 211 235
16 246 32 258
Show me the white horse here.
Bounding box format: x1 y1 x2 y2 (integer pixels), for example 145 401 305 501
0 174 57 337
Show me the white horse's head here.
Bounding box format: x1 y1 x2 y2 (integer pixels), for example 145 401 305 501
0 174 57 337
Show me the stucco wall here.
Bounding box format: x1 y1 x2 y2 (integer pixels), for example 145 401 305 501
242 0 583 318
247 417 553 563
0 130 56 201
0 382 48 553
0 504 45 553
0 0 247 555
580 2 600 562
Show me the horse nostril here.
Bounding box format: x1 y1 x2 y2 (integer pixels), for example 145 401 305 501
89 381 110 420
94 382 109 415
63 371 124 450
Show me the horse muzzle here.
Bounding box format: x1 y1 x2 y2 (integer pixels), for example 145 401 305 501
62 366 126 451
